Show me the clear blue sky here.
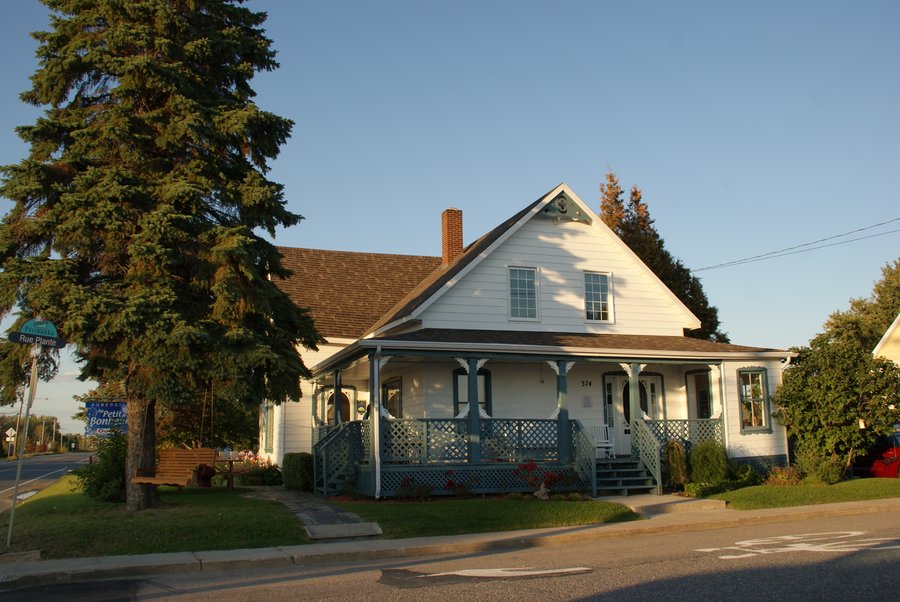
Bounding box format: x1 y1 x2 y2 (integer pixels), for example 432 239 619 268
1 1 898 432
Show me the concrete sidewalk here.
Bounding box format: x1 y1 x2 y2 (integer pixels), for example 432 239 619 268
2 494 899 590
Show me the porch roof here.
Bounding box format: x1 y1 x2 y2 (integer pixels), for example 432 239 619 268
311 328 791 377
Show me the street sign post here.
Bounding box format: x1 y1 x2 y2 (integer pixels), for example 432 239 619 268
5 318 65 548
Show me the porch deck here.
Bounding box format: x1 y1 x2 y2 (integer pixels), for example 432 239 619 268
313 417 723 498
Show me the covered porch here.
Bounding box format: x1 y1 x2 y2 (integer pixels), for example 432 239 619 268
310 338 729 498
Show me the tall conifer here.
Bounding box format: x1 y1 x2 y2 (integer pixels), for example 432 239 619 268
0 0 322 510
599 171 728 342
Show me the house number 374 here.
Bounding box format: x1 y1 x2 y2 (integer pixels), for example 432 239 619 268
580 380 592 387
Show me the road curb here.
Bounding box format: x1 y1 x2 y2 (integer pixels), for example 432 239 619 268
2 497 899 590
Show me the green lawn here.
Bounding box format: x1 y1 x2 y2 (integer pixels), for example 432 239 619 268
0 477 308 559
7 475 896 560
332 497 639 539
711 478 900 510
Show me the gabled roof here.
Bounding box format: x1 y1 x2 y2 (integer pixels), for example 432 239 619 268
873 312 900 364
276 247 441 340
363 190 547 336
364 183 700 336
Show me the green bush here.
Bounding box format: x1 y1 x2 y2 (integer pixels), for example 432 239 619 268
72 431 128 502
688 439 729 484
235 462 283 486
793 445 844 485
282 452 314 491
664 440 688 489
765 465 802 486
728 461 763 487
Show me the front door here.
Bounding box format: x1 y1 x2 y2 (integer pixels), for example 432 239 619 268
613 375 663 455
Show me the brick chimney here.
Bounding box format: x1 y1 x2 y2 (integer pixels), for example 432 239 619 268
441 208 463 265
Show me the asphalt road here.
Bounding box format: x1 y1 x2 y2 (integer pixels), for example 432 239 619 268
7 510 898 601
0 452 91 513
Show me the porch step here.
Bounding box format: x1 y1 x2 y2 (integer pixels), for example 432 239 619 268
316 467 355 496
596 456 657 496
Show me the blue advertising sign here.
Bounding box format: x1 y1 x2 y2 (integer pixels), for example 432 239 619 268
85 401 127 436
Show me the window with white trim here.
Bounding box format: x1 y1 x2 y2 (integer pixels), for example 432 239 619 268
738 368 771 433
584 272 611 321
509 267 538 319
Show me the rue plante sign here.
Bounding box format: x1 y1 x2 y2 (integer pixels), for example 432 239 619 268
7 318 66 348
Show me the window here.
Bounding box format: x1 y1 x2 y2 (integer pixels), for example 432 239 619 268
691 372 712 419
584 272 611 321
383 379 402 418
453 368 492 415
738 368 770 433
509 267 537 319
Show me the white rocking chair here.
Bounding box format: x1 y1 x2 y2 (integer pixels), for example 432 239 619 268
589 425 615 458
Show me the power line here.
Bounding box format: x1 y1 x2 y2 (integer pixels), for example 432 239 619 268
692 218 900 272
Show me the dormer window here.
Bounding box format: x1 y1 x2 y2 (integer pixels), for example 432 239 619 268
584 272 611 321
509 267 538 319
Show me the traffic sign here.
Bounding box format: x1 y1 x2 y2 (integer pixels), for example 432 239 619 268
5 428 14 438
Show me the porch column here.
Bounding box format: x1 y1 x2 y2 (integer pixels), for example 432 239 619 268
332 370 342 426
554 360 574 464
368 351 384 498
466 357 481 463
621 362 644 430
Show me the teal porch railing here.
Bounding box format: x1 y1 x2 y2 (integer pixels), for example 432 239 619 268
645 418 724 454
314 418 596 497
631 417 725 495
313 421 364 496
630 419 662 494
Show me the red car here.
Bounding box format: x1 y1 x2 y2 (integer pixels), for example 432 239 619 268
853 431 900 478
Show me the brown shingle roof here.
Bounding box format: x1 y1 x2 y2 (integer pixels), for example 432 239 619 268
275 247 441 339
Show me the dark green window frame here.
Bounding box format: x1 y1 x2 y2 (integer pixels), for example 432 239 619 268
452 367 492 416
738 367 771 434
382 378 402 418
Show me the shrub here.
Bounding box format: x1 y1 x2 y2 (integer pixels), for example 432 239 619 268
728 461 763 487
765 465 802 486
664 440 688 489
793 444 845 485
395 476 433 501
282 452 314 491
235 461 283 486
688 439 729 484
72 431 128 502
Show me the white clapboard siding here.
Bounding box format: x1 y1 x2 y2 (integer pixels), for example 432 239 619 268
423 216 693 336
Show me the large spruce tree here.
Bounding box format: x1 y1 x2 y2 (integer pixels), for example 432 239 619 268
0 0 321 510
598 171 728 342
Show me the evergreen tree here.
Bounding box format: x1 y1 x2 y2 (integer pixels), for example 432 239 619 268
774 259 900 468
598 171 625 233
599 171 729 342
0 0 322 511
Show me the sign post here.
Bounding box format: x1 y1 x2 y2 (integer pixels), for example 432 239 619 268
5 318 65 549
4 428 15 457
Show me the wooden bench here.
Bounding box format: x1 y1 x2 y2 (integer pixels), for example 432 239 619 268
131 447 217 488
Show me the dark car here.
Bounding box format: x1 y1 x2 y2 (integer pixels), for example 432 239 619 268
853 431 900 478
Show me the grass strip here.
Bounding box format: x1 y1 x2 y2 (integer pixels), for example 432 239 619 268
0 477 307 559
332 497 640 539
712 478 900 510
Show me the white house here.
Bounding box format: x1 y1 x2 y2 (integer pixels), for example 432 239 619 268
259 184 792 497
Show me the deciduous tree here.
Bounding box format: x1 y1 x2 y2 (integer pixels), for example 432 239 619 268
0 0 322 511
774 260 900 468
